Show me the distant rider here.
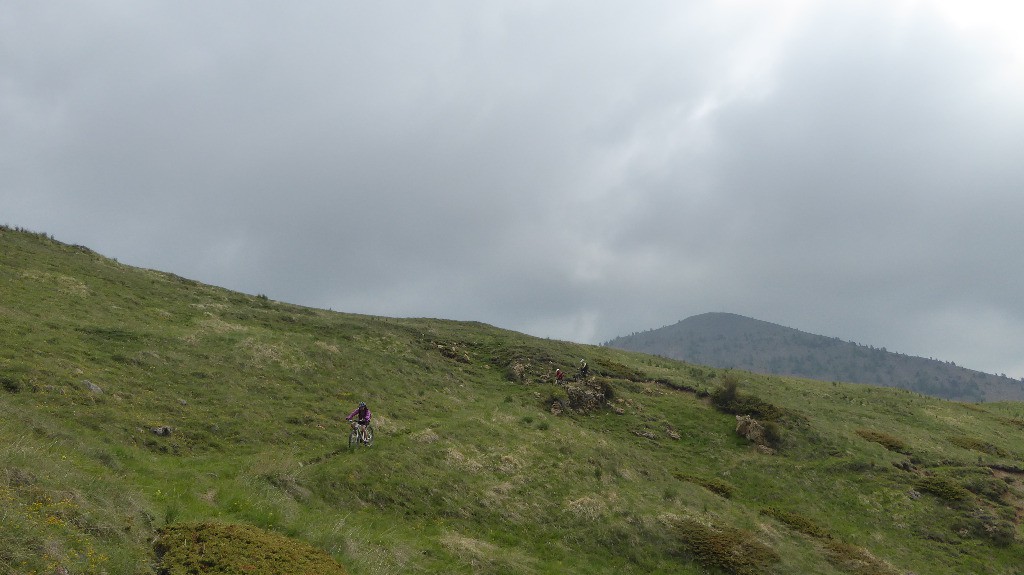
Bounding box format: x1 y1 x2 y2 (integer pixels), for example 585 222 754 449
578 359 589 379
346 401 372 441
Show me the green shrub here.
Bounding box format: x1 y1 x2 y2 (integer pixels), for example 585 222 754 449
760 507 831 539
1 375 22 393
540 384 568 408
823 540 901 575
962 475 1009 503
760 420 783 448
154 522 349 575
915 476 970 502
710 376 783 420
595 377 616 401
946 435 1009 457
854 429 907 454
712 373 740 406
668 516 780 575
940 467 1011 503
957 507 1016 547
674 473 735 498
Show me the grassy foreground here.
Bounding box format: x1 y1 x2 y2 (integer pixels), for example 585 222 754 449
2 225 1024 574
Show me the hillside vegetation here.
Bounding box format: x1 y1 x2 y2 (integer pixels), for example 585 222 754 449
2 225 1024 574
606 312 1024 402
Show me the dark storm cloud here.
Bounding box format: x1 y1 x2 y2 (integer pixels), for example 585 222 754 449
3 1 1023 377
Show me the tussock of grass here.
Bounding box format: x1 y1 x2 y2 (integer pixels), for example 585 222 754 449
667 516 780 575
760 506 831 539
854 429 907 453
915 475 971 502
154 522 349 575
674 473 735 498
946 434 1009 457
439 531 539 574
822 540 902 575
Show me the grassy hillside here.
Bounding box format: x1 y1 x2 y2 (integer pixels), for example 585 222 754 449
2 225 1024 574
606 312 1024 402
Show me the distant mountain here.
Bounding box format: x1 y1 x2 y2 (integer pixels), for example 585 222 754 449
605 312 1024 402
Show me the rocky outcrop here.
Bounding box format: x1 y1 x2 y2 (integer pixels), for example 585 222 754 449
735 415 775 454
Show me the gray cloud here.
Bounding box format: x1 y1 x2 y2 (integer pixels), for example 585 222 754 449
4 1 1023 378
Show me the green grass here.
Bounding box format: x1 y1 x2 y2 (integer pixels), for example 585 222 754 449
2 224 1024 574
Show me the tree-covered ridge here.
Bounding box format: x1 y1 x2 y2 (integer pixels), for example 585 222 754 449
606 312 1024 402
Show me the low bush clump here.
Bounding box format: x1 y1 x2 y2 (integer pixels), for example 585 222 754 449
154 522 349 575
674 473 735 498
710 375 783 420
938 467 1011 503
760 507 831 539
962 475 1010 503
541 384 569 410
854 429 907 454
946 435 1009 457
1 375 23 393
823 540 902 575
914 476 970 503
956 507 1016 547
668 516 780 575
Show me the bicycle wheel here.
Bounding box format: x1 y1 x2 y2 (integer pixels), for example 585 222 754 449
363 425 374 446
348 427 358 448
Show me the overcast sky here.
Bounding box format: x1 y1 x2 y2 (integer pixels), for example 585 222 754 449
4 1 1024 379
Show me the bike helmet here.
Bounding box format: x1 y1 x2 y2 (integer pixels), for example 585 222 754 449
359 401 366 408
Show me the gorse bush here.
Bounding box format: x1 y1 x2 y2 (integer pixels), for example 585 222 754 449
154 522 349 574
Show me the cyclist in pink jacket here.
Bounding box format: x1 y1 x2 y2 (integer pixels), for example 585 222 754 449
346 402 372 426
346 401 373 445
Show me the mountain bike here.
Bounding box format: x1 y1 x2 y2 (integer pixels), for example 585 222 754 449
348 421 374 448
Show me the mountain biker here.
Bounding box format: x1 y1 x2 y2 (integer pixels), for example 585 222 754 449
555 368 564 383
578 359 589 379
346 401 372 441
